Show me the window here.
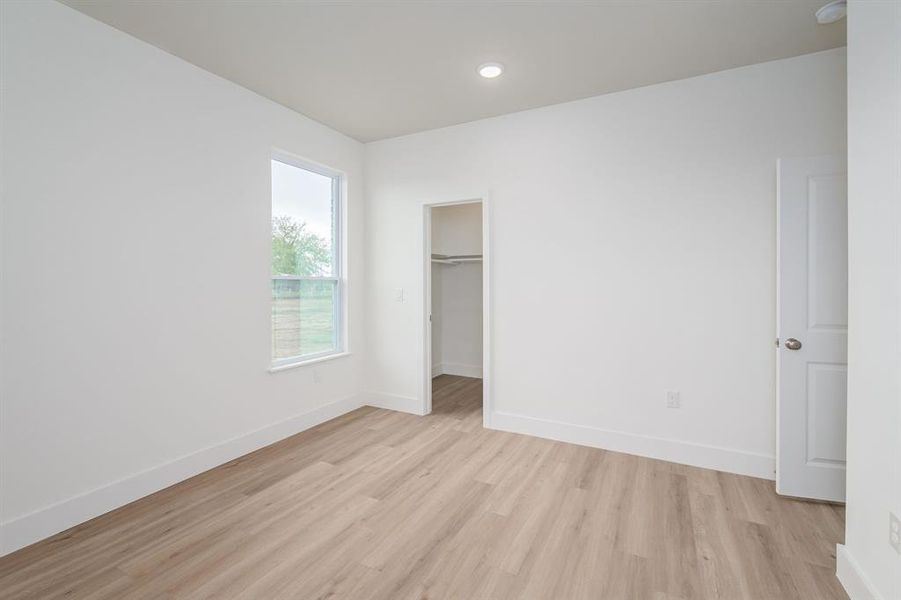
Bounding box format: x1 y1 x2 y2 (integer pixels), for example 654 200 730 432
271 155 343 367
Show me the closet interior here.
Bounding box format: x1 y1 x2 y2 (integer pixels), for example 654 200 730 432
430 203 484 412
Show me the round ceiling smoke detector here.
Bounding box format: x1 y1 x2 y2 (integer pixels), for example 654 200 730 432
477 62 504 79
816 0 846 24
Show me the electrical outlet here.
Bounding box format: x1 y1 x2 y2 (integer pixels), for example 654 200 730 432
666 391 681 409
890 512 901 555
394 287 405 303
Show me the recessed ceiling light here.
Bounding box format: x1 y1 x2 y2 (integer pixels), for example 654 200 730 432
478 62 504 79
815 0 846 24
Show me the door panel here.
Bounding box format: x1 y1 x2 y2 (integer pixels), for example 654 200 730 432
805 362 847 465
777 155 847 502
807 174 848 331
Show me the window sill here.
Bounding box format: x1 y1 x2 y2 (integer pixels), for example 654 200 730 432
269 352 351 373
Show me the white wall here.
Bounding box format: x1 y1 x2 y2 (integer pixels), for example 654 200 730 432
432 202 483 257
0 0 365 555
431 203 483 378
838 2 901 599
365 48 847 478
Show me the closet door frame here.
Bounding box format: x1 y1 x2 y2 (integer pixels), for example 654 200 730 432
421 195 491 427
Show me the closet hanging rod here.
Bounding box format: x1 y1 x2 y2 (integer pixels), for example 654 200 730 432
431 253 482 266
431 253 482 260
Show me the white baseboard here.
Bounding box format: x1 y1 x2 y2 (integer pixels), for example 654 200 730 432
836 544 884 600
364 391 423 415
431 362 483 379
0 394 365 557
489 411 775 480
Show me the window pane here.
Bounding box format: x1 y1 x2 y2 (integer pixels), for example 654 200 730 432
272 279 337 360
271 159 335 277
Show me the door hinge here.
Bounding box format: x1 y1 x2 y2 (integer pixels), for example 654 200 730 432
775 337 780 347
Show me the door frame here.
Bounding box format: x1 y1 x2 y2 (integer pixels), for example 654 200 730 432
421 194 491 427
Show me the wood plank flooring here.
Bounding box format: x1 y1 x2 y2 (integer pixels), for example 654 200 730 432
0 375 847 599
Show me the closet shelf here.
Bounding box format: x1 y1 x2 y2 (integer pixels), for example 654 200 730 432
431 253 482 266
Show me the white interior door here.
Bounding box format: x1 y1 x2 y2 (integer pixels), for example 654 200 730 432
777 155 847 502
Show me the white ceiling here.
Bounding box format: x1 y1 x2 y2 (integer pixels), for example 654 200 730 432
61 0 846 142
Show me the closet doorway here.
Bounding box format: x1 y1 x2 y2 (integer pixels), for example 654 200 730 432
422 199 489 425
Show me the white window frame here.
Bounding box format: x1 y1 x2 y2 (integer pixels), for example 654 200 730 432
270 151 346 369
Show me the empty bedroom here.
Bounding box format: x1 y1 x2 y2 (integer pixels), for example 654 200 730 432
1 1 899 599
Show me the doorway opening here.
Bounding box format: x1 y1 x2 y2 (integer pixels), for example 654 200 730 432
422 199 489 425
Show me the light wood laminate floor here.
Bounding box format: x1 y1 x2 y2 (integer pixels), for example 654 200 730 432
0 375 847 599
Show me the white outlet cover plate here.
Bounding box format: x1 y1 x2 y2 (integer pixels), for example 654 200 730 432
666 391 681 408
890 512 901 555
